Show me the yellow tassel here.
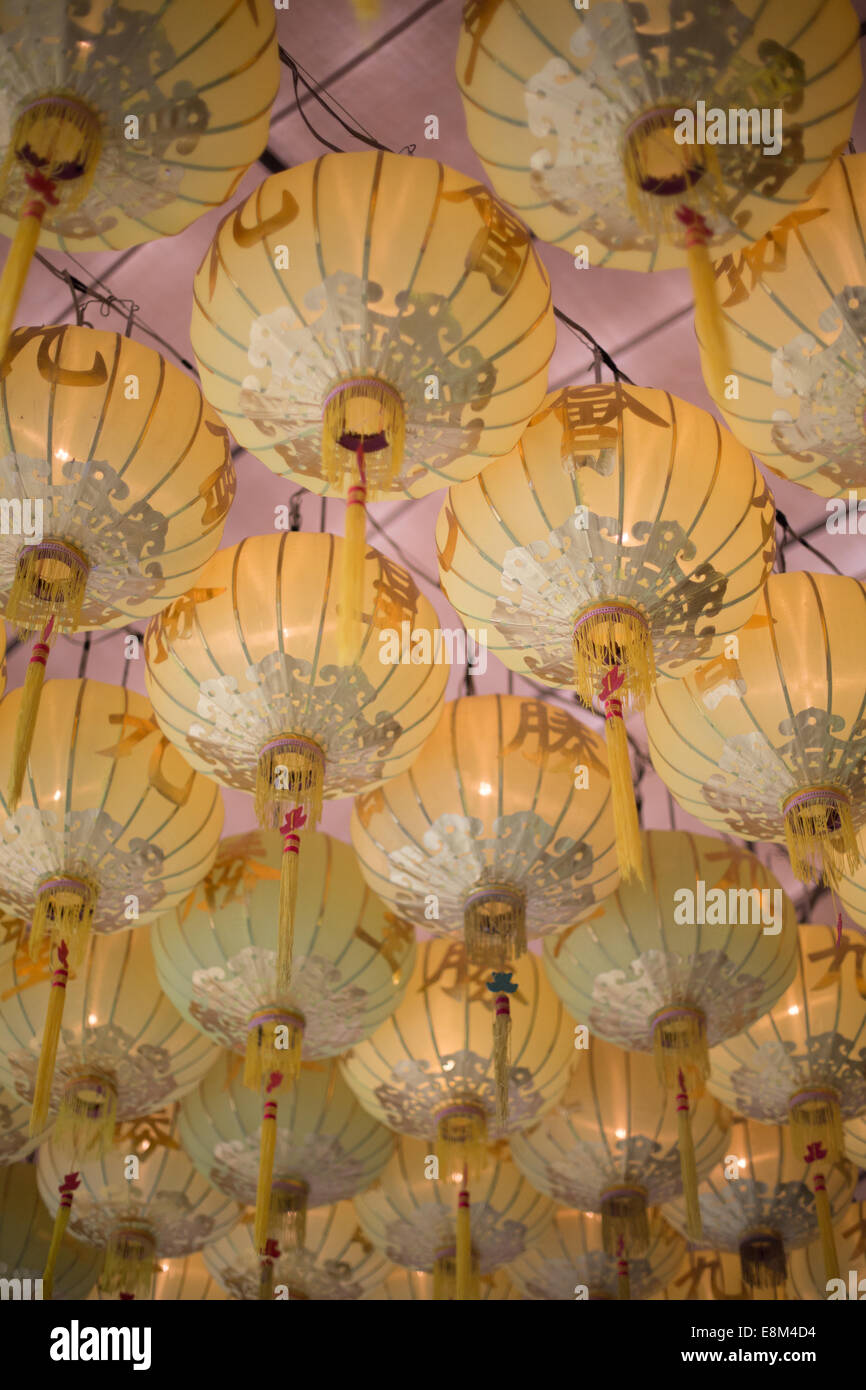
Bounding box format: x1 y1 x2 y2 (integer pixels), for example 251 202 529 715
321 376 404 490
259 1242 279 1301
29 876 98 970
675 1069 703 1242
572 602 655 710
42 1171 80 1300
0 211 43 363
254 735 324 831
435 1094 488 1184
685 231 729 400
740 1231 787 1293
616 1238 631 1302
600 1185 649 1258
783 787 860 890
455 1178 473 1301
350 0 380 20
277 809 306 994
652 1005 709 1098
29 939 71 1135
7 621 54 812
6 540 89 638
339 471 367 667
272 1177 308 1250
54 1072 117 1161
244 1009 304 1094
254 1091 279 1255
811 1171 840 1285
789 1088 844 1165
603 698 645 884
100 1223 156 1300
464 884 526 967
432 1245 480 1301
492 992 512 1127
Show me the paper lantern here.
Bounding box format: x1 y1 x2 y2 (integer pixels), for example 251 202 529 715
90 1250 227 1302
509 1206 684 1302
456 0 860 391
204 1201 388 1301
152 826 415 1250
0 1161 100 1300
190 150 555 657
0 677 222 1137
0 1081 46 1164
0 0 279 355
355 1135 553 1300
542 830 798 1240
361 1264 521 1301
38 1103 239 1300
787 1200 866 1300
341 939 573 1298
703 154 866 498
838 833 866 927
707 920 866 1281
145 530 447 994
0 324 236 809
511 1039 729 1294
662 1116 855 1297
646 572 866 893
179 1051 393 1261
437 385 775 880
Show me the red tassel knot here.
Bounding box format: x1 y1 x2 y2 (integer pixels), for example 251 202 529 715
674 206 712 247
599 665 625 721
280 806 307 855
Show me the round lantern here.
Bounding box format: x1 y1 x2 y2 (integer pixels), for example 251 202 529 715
509 1206 684 1302
703 154 866 498
351 694 617 975
663 1116 855 1297
179 1051 393 1259
542 830 797 1239
145 530 447 994
0 1161 100 1300
152 826 415 1250
355 1134 553 1300
646 572 866 893
361 1264 521 1301
0 325 236 808
456 0 860 392
0 0 279 356
204 1201 388 1301
190 151 555 658
836 832 866 928
0 677 222 1138
707 919 866 1279
437 385 775 880
90 1249 227 1302
510 1038 730 1285
38 1102 239 1299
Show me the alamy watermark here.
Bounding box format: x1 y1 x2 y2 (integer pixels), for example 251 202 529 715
673 880 782 935
379 622 487 674
674 101 782 157
0 497 43 543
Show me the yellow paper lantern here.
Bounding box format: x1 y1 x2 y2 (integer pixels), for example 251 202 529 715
704 154 866 498
145 531 447 994
0 677 223 1137
38 1103 240 1300
361 1264 521 1301
663 1117 855 1297
511 1039 729 1293
0 325 237 810
0 0 279 355
456 0 860 392
179 1051 393 1259
0 1161 100 1300
204 1201 389 1301
542 830 798 1241
437 385 775 880
151 826 415 1252
355 1134 553 1299
509 1206 684 1302
90 1250 227 1302
646 572 866 893
190 150 555 657
838 832 866 927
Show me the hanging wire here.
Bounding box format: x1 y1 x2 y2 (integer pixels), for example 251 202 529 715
553 306 634 383
279 47 393 154
288 490 303 532
775 508 844 576
77 632 92 679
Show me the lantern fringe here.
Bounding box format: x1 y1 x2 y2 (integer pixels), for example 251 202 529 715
272 1178 308 1250
101 1225 156 1301
492 993 511 1128
244 1012 303 1095
433 1247 480 1301
455 1178 472 1301
572 602 655 710
652 1006 709 1098
600 1186 649 1258
29 941 70 1135
675 1069 703 1242
54 1072 117 1161
254 736 324 831
7 540 89 639
811 1172 840 1285
254 1090 280 1255
464 884 526 967
603 695 644 884
783 788 859 890
7 618 56 811
616 1237 630 1302
42 1172 79 1300
740 1231 787 1292
789 1089 844 1165
339 463 367 667
435 1095 488 1184
321 377 405 490
29 876 98 969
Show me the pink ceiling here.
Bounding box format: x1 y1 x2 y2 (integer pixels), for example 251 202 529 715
4 0 866 928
